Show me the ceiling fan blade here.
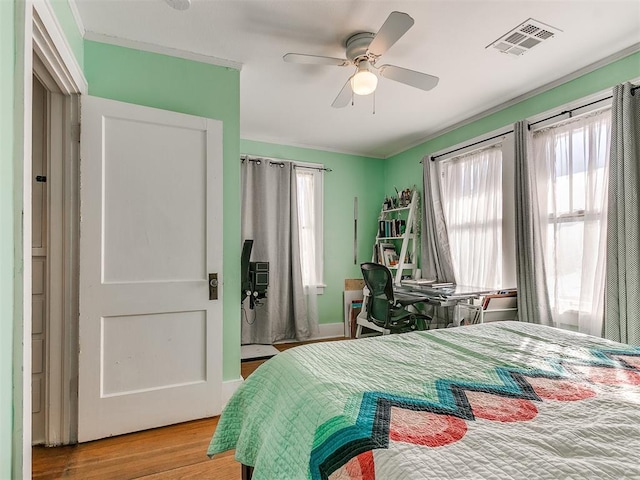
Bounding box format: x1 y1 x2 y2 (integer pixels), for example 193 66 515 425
283 53 349 66
331 78 353 108
378 65 439 91
367 11 414 57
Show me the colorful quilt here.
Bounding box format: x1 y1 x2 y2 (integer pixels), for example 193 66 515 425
208 322 640 479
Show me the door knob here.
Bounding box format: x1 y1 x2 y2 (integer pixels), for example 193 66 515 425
209 273 219 300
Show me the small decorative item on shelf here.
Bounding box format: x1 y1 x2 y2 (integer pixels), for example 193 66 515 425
384 186 415 210
372 188 419 284
399 187 413 207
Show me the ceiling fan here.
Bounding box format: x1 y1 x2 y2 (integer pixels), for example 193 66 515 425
283 11 439 108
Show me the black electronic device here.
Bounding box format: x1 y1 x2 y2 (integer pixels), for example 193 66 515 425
241 239 253 303
240 239 269 309
250 261 269 296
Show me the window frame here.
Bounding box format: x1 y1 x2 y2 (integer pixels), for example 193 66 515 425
432 131 517 289
531 109 612 328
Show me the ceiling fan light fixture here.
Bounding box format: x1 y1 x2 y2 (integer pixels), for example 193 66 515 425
351 61 378 96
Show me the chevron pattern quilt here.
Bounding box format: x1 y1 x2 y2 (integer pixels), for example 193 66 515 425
208 322 640 479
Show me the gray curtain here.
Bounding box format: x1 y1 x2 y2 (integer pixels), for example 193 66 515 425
241 159 312 344
421 157 455 283
513 120 554 325
605 83 640 346
421 158 456 327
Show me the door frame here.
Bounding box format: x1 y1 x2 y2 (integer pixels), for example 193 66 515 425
30 0 86 448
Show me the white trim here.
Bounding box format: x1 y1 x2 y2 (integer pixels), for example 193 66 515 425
17 1 34 476
84 31 243 71
528 75 640 131
428 126 512 163
313 322 345 340
243 135 385 159
392 43 640 158
66 0 85 37
272 322 344 342
527 89 613 131
221 379 243 407
61 93 80 444
32 0 87 94
30 1 83 447
45 88 65 446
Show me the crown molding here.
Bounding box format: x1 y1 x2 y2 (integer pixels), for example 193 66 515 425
67 0 85 37
32 0 87 94
242 135 385 160
84 31 243 70
390 43 640 158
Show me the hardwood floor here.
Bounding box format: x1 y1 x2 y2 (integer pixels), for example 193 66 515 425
33 337 346 479
33 417 237 480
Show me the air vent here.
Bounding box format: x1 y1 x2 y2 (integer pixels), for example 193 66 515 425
487 18 561 56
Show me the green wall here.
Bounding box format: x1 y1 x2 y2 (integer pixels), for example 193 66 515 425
384 51 640 196
1 2 16 477
240 140 385 326
49 0 84 69
4 6 635 471
84 40 242 381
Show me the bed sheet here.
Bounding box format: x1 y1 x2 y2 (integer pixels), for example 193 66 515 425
208 322 640 480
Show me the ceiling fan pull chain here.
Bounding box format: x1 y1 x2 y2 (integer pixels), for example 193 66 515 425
373 90 376 115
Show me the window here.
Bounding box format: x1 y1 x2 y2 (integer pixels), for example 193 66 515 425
532 110 611 334
439 145 504 289
295 165 324 290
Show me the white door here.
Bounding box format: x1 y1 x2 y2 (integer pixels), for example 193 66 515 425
78 96 223 442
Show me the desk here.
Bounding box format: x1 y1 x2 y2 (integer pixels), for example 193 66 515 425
355 283 501 337
395 283 502 328
394 283 495 307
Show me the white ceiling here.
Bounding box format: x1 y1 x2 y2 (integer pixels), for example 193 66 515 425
74 0 640 158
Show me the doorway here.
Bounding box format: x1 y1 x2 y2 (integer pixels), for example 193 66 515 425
30 51 81 447
31 74 47 445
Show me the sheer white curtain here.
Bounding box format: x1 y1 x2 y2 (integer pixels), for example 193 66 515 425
295 167 322 330
439 146 503 288
296 169 320 287
532 111 611 336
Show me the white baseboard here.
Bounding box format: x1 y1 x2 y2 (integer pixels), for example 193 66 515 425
272 322 345 345
221 378 243 408
314 322 345 340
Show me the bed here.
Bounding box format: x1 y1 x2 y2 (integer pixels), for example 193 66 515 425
208 321 640 479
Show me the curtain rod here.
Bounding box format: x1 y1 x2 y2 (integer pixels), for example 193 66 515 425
240 154 332 172
428 83 638 163
429 132 508 162
527 96 611 129
294 164 333 172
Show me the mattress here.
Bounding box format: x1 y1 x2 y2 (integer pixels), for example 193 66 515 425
208 321 640 479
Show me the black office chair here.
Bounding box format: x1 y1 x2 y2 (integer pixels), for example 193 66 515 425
358 262 432 336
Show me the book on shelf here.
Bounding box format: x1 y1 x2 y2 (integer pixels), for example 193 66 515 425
349 300 363 338
383 249 399 267
378 243 398 267
378 218 407 238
